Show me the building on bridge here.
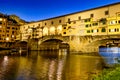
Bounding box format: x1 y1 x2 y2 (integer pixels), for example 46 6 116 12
17 2 120 52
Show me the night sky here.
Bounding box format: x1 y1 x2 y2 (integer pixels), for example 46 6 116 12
0 0 120 22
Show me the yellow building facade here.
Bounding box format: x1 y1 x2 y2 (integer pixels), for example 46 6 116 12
0 14 20 48
19 2 120 41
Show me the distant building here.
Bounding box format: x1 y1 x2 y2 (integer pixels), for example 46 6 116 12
18 2 120 41
0 13 20 47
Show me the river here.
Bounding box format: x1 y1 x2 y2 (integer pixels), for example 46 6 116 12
0 49 111 80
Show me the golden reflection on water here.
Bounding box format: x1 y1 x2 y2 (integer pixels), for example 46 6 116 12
0 51 103 80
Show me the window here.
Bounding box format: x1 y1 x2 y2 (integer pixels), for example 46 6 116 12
63 27 66 29
92 23 98 26
7 27 10 29
109 20 117 25
78 16 81 20
68 22 71 24
109 29 114 32
90 14 94 18
59 20 61 23
68 18 70 22
12 31 14 34
87 30 90 33
101 28 106 32
115 29 117 32
91 30 93 33
117 28 119 32
7 30 9 33
105 10 109 15
85 24 91 28
84 18 91 22
12 27 15 30
7 34 9 37
73 21 76 24
45 23 47 25
51 21 53 25
85 24 89 28
118 20 120 24
63 32 66 34
38 24 40 26
97 29 99 32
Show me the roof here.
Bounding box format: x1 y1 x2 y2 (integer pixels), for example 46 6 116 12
36 2 120 22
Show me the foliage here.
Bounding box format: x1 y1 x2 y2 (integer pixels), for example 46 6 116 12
93 64 120 80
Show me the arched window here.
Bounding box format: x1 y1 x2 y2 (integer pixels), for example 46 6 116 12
50 26 55 35
43 27 48 36
57 25 62 35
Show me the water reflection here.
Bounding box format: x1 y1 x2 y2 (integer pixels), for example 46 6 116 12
0 50 103 80
99 47 120 64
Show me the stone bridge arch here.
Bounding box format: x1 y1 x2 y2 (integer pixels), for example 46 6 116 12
80 35 120 52
38 35 70 50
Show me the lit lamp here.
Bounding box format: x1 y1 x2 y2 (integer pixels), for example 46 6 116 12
6 37 9 41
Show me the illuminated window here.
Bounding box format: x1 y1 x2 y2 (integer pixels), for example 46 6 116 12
50 26 55 35
0 18 2 21
6 37 9 41
109 29 114 32
94 29 97 33
109 20 116 25
57 25 62 34
43 27 48 35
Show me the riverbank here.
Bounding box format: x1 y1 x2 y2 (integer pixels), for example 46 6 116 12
93 64 120 80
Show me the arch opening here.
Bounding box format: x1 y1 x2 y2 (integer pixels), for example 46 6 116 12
39 39 69 51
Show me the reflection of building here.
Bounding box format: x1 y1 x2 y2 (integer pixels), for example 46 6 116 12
18 2 120 41
0 13 20 47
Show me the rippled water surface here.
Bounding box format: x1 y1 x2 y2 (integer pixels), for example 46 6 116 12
0 50 104 80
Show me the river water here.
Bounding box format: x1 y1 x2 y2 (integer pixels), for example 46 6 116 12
0 49 115 80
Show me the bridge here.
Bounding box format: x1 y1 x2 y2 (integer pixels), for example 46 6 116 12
19 4 120 53
27 34 120 53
